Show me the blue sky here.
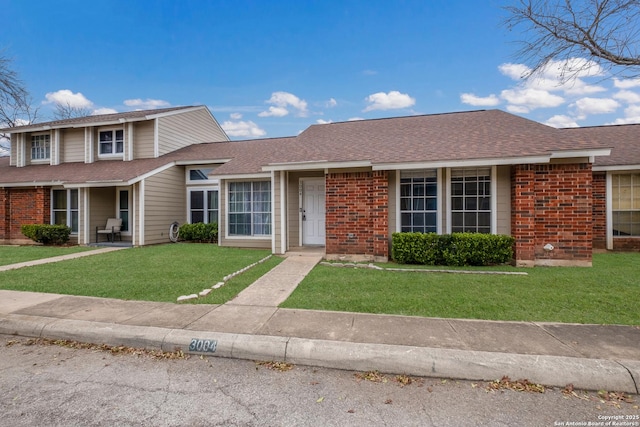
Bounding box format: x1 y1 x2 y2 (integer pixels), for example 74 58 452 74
4 0 640 141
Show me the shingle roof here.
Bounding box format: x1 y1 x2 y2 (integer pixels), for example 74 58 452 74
564 124 640 167
0 105 199 133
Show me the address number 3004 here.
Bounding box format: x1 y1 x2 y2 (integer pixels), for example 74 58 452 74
189 338 218 353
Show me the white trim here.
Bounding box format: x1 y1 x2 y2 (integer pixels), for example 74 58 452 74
280 171 287 254
373 156 552 171
445 168 451 234
186 186 220 224
132 183 137 246
299 177 326 246
212 172 271 180
224 179 273 240
139 180 145 246
298 179 303 247
606 172 613 250
263 160 371 172
271 171 276 254
0 181 65 188
83 188 90 245
85 127 94 163
594 164 640 172
127 122 134 161
116 187 132 236
437 168 443 234
186 165 220 184
395 170 401 234
177 158 232 166
154 118 159 158
96 128 124 159
491 165 497 234
52 129 60 165
550 148 611 159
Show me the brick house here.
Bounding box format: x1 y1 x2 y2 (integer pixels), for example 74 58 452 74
3 107 638 267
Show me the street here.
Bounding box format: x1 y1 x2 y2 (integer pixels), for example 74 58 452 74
0 335 637 427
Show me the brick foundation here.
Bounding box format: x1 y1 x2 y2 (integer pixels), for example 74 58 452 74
325 171 389 261
0 187 50 244
512 164 593 267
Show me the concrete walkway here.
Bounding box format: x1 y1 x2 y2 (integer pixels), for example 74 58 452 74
0 250 638 394
0 247 128 272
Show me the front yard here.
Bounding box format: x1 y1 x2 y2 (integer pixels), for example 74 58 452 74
0 244 281 303
281 252 640 325
0 245 94 266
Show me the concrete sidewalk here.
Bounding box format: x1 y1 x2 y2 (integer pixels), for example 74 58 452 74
0 252 638 394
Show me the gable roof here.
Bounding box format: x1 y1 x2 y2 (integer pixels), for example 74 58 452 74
0 105 202 133
563 124 640 169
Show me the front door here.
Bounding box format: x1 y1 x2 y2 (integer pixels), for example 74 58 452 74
302 179 325 245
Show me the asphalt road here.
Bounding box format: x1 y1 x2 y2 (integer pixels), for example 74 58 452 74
0 335 637 427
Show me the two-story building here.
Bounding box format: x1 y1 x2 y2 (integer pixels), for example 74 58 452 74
2 106 639 267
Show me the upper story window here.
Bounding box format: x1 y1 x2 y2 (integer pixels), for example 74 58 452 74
99 129 124 155
31 134 50 161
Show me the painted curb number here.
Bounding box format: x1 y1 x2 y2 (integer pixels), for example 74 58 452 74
189 338 218 353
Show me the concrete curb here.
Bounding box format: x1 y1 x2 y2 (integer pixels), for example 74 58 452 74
1 313 637 394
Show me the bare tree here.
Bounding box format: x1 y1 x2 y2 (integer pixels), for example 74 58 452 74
504 0 640 80
53 101 92 120
0 53 38 155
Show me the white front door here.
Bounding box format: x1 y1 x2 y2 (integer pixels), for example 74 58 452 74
302 179 325 246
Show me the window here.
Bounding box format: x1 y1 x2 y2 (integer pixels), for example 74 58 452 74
52 189 78 233
228 181 271 236
451 168 491 234
189 189 219 224
118 190 129 232
612 173 640 237
31 134 50 160
400 170 437 233
99 129 124 155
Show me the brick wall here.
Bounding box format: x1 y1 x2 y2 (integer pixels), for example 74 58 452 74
325 171 389 261
512 164 593 266
0 188 50 243
592 172 607 249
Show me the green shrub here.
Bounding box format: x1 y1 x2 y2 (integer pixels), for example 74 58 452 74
392 232 514 266
178 222 218 243
21 224 71 245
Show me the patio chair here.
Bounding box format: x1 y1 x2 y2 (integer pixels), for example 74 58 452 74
96 218 123 243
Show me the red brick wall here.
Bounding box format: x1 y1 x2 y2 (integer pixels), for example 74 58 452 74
592 172 607 249
512 164 593 266
0 188 51 242
325 171 389 260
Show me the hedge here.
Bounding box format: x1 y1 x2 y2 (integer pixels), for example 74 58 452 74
21 224 72 245
178 222 218 243
392 232 514 266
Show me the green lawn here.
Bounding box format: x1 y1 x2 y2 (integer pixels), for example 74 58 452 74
281 252 640 325
0 244 281 303
0 245 95 266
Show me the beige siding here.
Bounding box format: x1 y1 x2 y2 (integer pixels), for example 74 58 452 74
62 129 85 163
10 137 17 166
496 165 511 235
273 171 282 254
143 165 186 245
133 121 155 159
157 108 228 157
89 187 116 243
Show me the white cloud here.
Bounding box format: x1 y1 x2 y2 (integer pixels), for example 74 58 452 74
505 104 531 114
326 98 337 108
460 93 500 107
259 91 308 118
613 78 640 89
221 120 266 138
92 108 118 115
123 98 170 109
500 88 564 113
544 115 579 128
230 112 243 120
608 105 640 125
348 117 365 121
43 89 93 108
258 106 289 117
571 97 620 119
614 90 640 104
499 63 531 80
363 90 415 112
316 119 333 124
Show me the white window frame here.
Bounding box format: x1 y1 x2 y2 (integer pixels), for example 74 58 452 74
610 172 640 238
186 166 220 184
226 180 272 239
51 189 79 234
398 169 439 233
98 128 124 157
31 133 51 162
117 188 131 235
187 186 220 224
